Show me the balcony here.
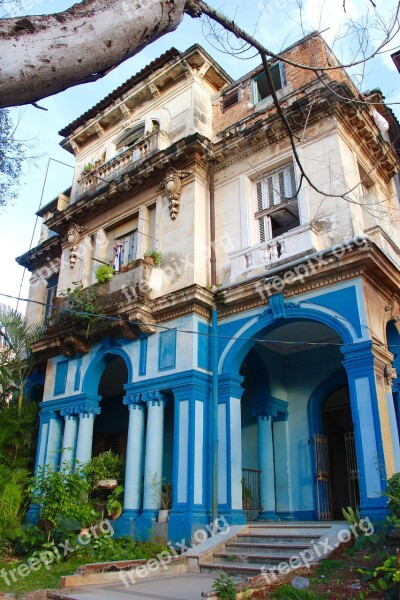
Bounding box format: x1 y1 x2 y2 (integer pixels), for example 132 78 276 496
228 225 318 283
34 260 160 360
78 130 170 195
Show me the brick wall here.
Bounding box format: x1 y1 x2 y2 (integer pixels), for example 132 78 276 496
213 34 353 135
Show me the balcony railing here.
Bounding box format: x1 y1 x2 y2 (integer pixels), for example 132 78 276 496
79 130 170 194
229 224 318 282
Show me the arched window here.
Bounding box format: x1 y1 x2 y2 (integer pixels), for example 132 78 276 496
114 122 145 153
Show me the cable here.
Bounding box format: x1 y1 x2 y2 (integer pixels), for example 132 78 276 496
0 291 385 349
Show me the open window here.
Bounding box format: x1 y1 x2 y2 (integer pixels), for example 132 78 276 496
109 215 139 271
114 123 145 154
255 162 300 242
253 63 285 103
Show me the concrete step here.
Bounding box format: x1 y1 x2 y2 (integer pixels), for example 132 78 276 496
213 551 301 565
199 561 277 577
236 533 321 544
247 524 331 535
225 541 310 555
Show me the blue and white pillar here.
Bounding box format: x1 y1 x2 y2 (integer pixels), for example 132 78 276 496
60 407 78 471
74 397 101 468
26 410 55 524
218 374 246 524
342 341 390 519
273 417 293 519
168 374 209 545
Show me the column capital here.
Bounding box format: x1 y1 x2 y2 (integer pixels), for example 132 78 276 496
253 397 288 421
144 390 167 406
60 405 76 418
341 340 374 374
123 393 143 407
218 373 244 402
74 402 101 416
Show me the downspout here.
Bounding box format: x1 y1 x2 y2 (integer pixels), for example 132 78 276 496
209 158 219 529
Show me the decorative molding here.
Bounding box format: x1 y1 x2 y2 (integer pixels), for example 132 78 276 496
123 393 143 407
259 294 299 320
74 401 101 416
144 390 167 406
66 223 86 268
158 167 191 220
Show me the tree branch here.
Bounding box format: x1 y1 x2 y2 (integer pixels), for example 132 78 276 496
0 0 186 108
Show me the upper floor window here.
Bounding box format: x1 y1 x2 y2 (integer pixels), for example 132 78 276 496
222 87 240 111
253 63 284 103
44 274 59 322
255 162 299 243
114 122 145 154
110 215 139 271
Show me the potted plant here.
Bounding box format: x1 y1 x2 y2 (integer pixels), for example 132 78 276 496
143 249 162 267
95 264 114 283
81 162 95 175
241 478 252 510
85 450 123 489
106 485 124 520
159 482 172 523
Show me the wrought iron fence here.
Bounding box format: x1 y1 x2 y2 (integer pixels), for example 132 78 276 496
242 467 262 521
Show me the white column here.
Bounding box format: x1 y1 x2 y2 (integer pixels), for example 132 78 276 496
273 419 293 516
45 412 63 470
142 392 166 511
258 415 276 517
230 396 243 510
60 412 78 471
123 396 145 513
74 400 100 467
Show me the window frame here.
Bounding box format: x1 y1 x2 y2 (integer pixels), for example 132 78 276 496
254 162 300 243
252 62 285 104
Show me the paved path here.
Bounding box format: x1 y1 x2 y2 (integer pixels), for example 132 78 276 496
50 573 244 600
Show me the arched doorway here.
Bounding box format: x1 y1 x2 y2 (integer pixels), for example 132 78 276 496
93 355 129 459
319 386 359 519
234 316 360 522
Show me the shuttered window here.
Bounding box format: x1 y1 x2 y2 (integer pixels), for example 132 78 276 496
255 163 299 242
222 87 239 111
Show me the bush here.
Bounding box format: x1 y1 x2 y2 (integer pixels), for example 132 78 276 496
31 465 97 537
95 264 114 283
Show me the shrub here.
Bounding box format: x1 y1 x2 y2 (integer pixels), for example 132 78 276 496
95 264 114 283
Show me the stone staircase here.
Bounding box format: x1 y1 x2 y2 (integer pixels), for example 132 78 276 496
196 522 339 578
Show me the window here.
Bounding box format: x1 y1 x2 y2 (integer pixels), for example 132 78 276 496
110 215 139 270
255 163 299 242
358 162 375 198
114 123 145 153
253 63 284 103
43 275 58 322
222 87 239 111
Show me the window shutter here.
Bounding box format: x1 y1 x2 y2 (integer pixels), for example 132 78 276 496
289 164 296 197
258 217 266 243
256 181 264 212
222 88 239 110
127 232 137 263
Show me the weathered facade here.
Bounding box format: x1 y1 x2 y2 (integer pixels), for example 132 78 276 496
17 33 400 543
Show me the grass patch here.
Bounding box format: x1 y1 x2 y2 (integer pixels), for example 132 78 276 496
314 559 345 578
271 584 326 599
0 557 87 596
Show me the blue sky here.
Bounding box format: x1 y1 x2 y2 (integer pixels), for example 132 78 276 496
1 0 399 311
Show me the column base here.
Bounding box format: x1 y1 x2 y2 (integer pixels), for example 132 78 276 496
112 509 141 537
26 504 39 525
257 511 279 521
134 509 159 541
360 504 389 522
275 511 295 521
168 509 216 546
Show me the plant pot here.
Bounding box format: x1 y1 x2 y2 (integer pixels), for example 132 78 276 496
158 509 170 523
108 507 123 520
144 255 154 265
96 478 118 489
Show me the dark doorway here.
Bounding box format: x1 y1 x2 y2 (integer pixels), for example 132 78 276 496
322 386 359 519
93 356 129 459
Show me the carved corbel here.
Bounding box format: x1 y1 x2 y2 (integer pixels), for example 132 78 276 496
94 122 105 137
158 167 191 220
149 83 161 98
70 139 80 155
66 223 86 268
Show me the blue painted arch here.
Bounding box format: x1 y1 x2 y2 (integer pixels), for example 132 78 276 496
220 305 355 376
82 345 133 394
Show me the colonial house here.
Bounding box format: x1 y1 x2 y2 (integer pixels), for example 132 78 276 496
17 32 400 544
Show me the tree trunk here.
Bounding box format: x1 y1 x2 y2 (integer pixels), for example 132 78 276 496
0 0 186 108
